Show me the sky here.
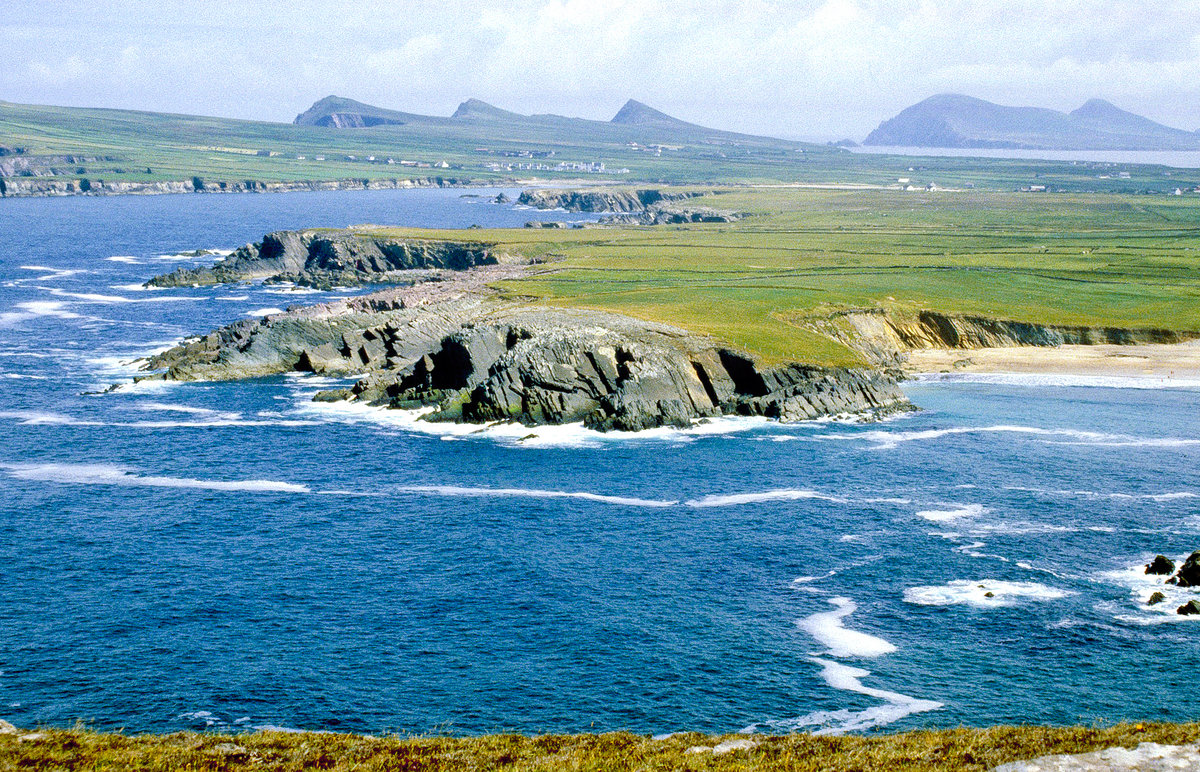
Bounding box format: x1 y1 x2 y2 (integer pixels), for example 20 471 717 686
4 0 1200 141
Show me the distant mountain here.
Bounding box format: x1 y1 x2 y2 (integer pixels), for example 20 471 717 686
610 99 704 131
864 94 1200 150
449 98 524 121
292 95 795 148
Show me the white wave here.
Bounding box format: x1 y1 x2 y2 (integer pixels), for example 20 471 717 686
108 283 155 292
1100 557 1200 623
261 286 323 295
1005 485 1199 502
247 307 285 316
916 503 986 522
815 424 1197 451
106 255 143 264
913 371 1200 391
0 301 82 327
686 489 849 508
134 402 242 421
745 658 942 736
3 462 309 493
293 395 773 448
903 579 1071 607
40 287 201 304
797 597 897 658
396 484 677 508
17 265 89 282
0 408 316 429
0 373 48 380
217 295 251 301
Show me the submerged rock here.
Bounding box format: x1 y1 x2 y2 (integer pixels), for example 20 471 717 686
1146 555 1176 575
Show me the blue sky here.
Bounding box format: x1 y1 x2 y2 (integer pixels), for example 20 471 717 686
4 0 1199 139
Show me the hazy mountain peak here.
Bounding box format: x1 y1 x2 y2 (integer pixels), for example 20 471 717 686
611 99 689 127
451 98 523 120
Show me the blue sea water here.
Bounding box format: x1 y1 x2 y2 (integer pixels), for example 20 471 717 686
1 188 1199 737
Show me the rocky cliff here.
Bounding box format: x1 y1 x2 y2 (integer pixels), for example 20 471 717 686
804 308 1200 366
517 188 707 212
146 229 513 289
140 270 911 432
0 176 469 199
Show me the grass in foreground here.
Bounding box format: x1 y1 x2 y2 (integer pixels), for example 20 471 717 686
2 723 1198 771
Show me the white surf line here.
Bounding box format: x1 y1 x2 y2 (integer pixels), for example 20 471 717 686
796 597 896 658
913 371 1200 391
394 484 678 508
903 579 1071 608
2 462 310 493
1004 485 1199 502
0 409 319 428
814 424 1200 451
745 597 941 735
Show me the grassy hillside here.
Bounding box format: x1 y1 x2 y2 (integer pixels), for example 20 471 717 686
2 722 1197 771
353 187 1200 365
3 100 1200 193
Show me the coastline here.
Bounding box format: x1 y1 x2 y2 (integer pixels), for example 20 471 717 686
902 340 1200 381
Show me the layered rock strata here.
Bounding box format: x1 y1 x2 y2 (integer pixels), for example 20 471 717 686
146 229 512 289
805 308 1199 367
140 272 910 432
516 188 706 212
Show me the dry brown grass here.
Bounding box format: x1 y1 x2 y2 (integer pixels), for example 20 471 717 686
2 723 1198 771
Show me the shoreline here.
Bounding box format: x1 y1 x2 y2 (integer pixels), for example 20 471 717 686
902 340 1200 381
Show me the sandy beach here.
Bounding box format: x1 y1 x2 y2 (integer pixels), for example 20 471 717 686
903 339 1200 380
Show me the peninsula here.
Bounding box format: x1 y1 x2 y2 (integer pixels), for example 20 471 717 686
137 185 1200 432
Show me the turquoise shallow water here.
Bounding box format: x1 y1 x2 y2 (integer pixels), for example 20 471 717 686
1 188 1198 736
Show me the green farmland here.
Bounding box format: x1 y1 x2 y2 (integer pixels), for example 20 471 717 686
353 187 1200 366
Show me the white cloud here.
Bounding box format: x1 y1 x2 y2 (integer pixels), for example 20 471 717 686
3 0 1200 138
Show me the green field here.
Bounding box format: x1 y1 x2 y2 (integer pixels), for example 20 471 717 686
3 99 1200 193
349 187 1200 365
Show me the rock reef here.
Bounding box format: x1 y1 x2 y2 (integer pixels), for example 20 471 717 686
146 229 513 289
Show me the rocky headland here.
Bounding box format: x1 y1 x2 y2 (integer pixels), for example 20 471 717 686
145 228 514 290
139 232 910 432
0 175 472 199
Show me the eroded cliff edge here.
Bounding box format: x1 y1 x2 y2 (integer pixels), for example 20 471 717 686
139 237 911 431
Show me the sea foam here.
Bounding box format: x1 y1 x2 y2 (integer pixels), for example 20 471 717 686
394 484 677 508
797 597 897 658
745 658 942 735
903 579 1071 608
3 462 310 493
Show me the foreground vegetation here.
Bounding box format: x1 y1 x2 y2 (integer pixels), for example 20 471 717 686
3 99 1199 193
350 186 1200 365
2 723 1197 770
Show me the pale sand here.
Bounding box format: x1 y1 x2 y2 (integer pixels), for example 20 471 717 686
904 340 1200 380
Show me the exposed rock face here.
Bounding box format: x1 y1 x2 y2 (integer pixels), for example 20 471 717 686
807 308 1200 367
1168 551 1200 587
599 207 742 225
141 274 911 432
146 229 509 289
1177 600 1200 615
1146 555 1176 576
1148 591 1166 606
517 188 706 212
0 175 468 199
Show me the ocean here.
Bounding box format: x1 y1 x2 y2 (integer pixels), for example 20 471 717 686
1 188 1198 737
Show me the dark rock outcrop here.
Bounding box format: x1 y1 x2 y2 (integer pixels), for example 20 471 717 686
517 188 706 212
1146 555 1177 576
1168 552 1200 587
140 276 912 432
146 229 510 289
600 207 742 225
1177 600 1200 615
1148 591 1166 606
